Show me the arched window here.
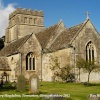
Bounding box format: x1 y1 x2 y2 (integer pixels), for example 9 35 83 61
86 41 94 62
34 18 37 24
26 52 35 70
24 17 27 23
29 18 32 24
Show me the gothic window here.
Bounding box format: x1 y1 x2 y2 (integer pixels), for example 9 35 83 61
26 52 35 70
86 41 94 62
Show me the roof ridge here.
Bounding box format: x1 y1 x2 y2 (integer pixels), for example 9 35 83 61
70 19 89 44
37 23 58 35
17 34 33 51
68 23 83 30
43 22 60 48
0 34 32 56
10 35 30 46
44 20 66 49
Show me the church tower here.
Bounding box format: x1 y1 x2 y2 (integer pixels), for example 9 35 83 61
5 8 45 44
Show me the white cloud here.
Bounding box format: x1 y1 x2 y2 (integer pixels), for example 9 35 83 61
0 1 15 37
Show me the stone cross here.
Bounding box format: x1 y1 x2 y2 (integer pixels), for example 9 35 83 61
29 74 39 93
86 11 89 20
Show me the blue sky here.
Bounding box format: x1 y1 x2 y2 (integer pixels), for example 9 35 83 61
0 0 100 36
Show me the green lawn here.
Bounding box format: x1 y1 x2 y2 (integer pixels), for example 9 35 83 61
0 82 100 100
39 82 100 100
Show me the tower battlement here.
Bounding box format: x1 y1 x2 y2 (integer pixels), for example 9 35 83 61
5 8 45 44
9 8 44 19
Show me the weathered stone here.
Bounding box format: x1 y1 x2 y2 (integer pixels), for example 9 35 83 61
17 74 26 91
29 74 39 93
1 7 100 83
5 8 45 43
51 76 55 82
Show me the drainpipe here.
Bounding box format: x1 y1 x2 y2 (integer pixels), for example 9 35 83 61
68 45 76 82
20 52 22 75
41 50 42 81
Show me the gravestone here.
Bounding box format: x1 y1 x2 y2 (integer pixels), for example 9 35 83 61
51 76 55 82
29 74 39 93
87 94 100 100
17 74 26 91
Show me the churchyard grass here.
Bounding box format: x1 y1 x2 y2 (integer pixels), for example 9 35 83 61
0 82 100 100
39 82 100 100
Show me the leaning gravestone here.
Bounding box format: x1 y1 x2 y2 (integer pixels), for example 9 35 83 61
29 74 39 93
87 94 100 100
17 74 26 91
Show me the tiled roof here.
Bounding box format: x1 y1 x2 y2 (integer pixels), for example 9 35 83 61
0 57 10 71
48 23 83 52
35 24 58 49
0 35 30 56
0 21 84 56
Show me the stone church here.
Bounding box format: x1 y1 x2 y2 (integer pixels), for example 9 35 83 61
0 8 100 82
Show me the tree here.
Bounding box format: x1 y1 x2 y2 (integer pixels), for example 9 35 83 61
84 61 100 84
76 58 86 81
59 64 75 82
0 37 4 50
76 58 100 84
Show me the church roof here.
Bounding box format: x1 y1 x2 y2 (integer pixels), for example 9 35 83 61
0 19 88 56
0 35 30 56
48 23 83 52
0 57 11 71
35 24 59 49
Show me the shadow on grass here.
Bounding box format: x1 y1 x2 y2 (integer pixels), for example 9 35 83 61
82 82 100 86
0 85 16 92
0 85 48 96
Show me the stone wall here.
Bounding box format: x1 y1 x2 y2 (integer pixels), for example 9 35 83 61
19 34 42 80
7 54 20 82
71 20 100 82
9 8 44 19
42 48 71 81
5 8 45 44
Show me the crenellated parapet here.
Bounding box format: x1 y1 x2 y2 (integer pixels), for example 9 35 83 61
9 8 44 19
5 8 45 44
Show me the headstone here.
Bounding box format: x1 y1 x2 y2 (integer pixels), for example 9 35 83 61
51 76 55 82
17 74 26 91
87 94 100 100
29 74 39 93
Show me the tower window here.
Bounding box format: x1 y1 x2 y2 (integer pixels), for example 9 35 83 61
26 52 35 71
29 18 32 24
24 17 27 23
34 18 37 24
